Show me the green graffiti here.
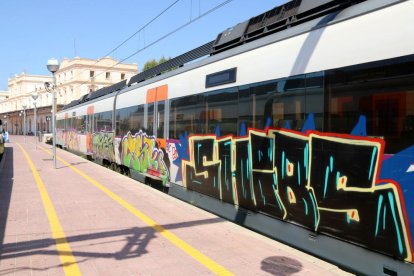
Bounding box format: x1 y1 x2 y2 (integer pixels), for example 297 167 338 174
92 132 115 161
122 131 169 185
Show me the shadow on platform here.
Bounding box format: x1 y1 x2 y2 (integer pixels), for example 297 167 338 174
0 216 224 270
261 256 303 275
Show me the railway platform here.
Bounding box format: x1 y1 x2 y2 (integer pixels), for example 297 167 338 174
0 135 352 275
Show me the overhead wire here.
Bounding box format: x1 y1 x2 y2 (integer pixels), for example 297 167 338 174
73 0 234 91
102 0 181 58
119 0 234 63
69 0 182 93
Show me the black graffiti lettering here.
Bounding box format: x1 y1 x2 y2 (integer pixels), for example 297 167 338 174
183 129 412 262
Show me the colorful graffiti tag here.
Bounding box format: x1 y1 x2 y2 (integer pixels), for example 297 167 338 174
62 130 81 152
121 131 169 185
182 127 413 262
92 132 115 161
166 132 189 184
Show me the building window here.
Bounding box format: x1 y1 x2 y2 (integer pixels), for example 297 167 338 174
121 73 125 80
90 71 94 78
106 72 110 79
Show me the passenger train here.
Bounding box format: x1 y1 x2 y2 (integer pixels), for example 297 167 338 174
56 0 414 274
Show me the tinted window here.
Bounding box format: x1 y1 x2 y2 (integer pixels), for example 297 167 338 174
157 101 165 138
86 114 93 133
272 75 306 131
57 119 64 129
116 106 144 136
169 94 206 139
73 116 85 134
305 72 324 131
147 103 154 136
95 111 112 132
238 80 277 133
206 87 238 136
326 56 414 153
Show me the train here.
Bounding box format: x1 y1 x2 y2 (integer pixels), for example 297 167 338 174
56 0 414 274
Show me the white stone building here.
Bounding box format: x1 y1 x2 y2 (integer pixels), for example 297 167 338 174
0 57 137 135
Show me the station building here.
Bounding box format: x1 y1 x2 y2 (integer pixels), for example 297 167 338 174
0 57 137 135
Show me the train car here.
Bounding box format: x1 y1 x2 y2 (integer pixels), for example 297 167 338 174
56 0 414 274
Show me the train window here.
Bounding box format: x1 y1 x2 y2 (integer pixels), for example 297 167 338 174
86 114 93 134
95 111 112 132
147 104 154 136
116 105 144 136
73 116 85 134
326 55 414 153
238 80 278 132
206 68 237 88
66 118 73 131
169 94 206 139
272 75 306 131
206 87 238 136
56 119 64 130
305 72 324 131
157 101 165 138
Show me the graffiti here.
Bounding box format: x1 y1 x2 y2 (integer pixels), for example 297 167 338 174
114 137 122 164
166 132 189 184
122 131 169 185
182 127 413 262
56 131 64 146
166 140 180 184
64 130 81 152
86 133 93 154
92 132 115 161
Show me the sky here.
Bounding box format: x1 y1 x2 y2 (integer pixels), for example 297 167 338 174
0 0 287 90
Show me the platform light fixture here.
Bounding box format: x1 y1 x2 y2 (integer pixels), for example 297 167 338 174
22 103 27 143
3 115 7 132
32 90 38 149
46 58 60 168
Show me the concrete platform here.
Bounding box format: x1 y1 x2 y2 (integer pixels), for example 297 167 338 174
0 135 353 275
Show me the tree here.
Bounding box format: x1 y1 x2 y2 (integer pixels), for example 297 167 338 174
142 59 158 71
142 56 170 71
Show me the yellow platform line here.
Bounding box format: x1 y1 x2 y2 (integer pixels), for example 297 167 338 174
17 143 81 276
38 145 233 275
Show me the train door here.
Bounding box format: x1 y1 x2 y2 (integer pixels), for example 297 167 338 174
156 100 167 139
146 85 168 139
86 106 94 154
144 85 169 184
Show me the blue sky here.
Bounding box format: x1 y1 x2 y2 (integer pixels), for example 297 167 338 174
0 0 286 90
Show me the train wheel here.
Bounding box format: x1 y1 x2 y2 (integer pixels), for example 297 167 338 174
125 168 131 177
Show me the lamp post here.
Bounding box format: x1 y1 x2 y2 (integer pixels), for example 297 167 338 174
46 58 60 169
3 115 7 132
32 91 38 149
19 112 22 134
22 104 27 143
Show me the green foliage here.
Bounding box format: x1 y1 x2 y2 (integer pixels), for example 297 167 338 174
142 56 171 71
143 59 158 71
158 56 169 64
